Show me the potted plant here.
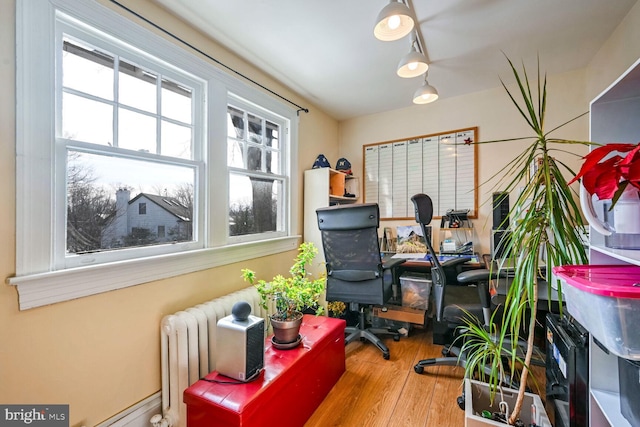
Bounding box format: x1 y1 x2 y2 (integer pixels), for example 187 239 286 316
568 142 640 249
458 56 590 425
569 142 640 203
241 241 325 346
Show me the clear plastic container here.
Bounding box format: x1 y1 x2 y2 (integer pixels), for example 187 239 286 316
603 200 640 249
400 273 431 311
553 264 640 359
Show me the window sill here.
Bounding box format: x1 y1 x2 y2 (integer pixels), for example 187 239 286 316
7 236 300 310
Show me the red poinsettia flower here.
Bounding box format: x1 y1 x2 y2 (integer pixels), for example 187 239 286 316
569 143 640 203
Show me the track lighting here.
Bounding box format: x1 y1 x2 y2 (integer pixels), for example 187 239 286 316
373 0 415 42
373 1 438 103
397 35 428 78
413 73 439 104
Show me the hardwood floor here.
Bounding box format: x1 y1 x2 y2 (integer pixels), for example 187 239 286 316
305 324 547 427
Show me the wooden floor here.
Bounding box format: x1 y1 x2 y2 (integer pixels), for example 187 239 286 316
305 325 547 427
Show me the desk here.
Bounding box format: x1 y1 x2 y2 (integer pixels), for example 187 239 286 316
183 315 346 427
385 252 481 269
385 253 482 282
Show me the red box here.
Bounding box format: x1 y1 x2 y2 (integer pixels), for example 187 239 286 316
184 315 346 427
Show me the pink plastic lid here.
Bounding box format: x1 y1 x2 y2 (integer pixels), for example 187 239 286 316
553 265 640 298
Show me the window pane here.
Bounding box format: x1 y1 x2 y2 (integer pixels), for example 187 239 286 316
247 146 262 171
118 59 157 113
161 120 192 159
67 150 195 254
162 78 192 124
266 121 279 149
229 173 282 236
227 138 244 168
248 113 262 143
63 38 114 100
266 149 280 174
227 106 244 139
62 92 113 144
118 108 156 153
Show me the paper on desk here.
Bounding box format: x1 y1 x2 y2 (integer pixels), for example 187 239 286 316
391 253 427 259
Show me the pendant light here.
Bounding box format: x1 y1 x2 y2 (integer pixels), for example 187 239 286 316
397 34 428 78
374 0 415 42
413 73 439 104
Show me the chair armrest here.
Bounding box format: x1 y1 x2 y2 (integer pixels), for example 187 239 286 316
440 257 471 269
382 258 406 270
456 268 502 284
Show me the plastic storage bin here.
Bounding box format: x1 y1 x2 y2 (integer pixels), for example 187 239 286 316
400 273 431 310
553 264 640 360
618 356 640 426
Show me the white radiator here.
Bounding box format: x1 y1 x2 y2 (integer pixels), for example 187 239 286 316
151 286 271 427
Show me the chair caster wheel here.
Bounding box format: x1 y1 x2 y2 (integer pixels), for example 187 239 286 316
383 352 390 360
393 334 400 341
414 365 424 374
456 395 465 410
442 348 450 356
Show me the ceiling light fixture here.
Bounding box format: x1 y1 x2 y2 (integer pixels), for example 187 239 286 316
413 73 439 104
373 0 415 41
397 34 428 78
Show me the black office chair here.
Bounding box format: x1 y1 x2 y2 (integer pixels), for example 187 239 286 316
316 203 405 360
410 194 500 374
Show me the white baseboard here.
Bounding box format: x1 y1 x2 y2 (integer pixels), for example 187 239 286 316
96 392 161 427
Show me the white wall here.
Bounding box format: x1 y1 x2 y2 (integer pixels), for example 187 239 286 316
338 67 590 256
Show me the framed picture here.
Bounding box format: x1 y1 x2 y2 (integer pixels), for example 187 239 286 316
396 225 431 254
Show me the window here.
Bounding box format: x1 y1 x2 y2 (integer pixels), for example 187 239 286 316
227 103 287 240
58 23 201 264
13 0 299 309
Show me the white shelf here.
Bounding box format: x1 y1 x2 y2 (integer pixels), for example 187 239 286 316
304 168 360 271
591 389 631 427
329 195 358 202
590 244 640 266
585 56 640 427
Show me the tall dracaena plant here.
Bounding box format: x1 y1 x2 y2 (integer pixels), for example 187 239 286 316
460 56 590 425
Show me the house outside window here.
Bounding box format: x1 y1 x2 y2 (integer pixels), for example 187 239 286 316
13 0 300 309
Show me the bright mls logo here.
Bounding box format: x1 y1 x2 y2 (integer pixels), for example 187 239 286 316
0 405 68 426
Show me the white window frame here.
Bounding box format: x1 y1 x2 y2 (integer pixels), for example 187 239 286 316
226 95 290 245
56 20 207 270
12 0 299 310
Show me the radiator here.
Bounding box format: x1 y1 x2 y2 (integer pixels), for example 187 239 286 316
151 286 271 427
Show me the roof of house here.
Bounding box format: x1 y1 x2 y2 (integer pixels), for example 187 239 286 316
130 193 191 222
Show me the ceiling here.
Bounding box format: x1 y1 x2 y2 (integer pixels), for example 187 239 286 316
153 0 637 120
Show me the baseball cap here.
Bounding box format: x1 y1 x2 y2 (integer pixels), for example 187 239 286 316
335 157 352 175
312 154 331 169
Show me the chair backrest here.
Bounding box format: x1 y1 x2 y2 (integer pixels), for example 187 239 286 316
411 194 448 321
316 203 390 306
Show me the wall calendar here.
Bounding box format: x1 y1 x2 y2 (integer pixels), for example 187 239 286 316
363 127 478 220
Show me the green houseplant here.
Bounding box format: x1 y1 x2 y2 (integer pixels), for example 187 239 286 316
241 242 325 344
458 56 590 425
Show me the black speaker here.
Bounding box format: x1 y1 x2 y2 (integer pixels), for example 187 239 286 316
491 230 511 260
492 192 509 230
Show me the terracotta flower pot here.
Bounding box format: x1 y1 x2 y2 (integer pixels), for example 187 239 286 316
270 312 303 344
